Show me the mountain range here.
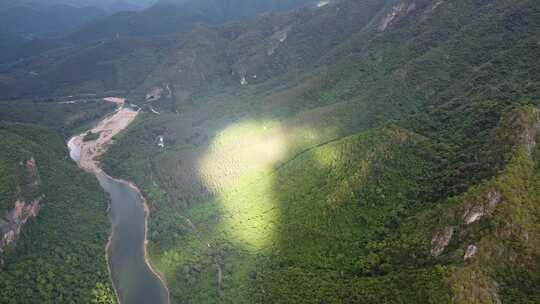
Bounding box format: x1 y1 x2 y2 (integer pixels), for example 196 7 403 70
1 0 540 303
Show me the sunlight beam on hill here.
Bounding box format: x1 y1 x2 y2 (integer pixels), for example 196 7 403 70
197 119 327 251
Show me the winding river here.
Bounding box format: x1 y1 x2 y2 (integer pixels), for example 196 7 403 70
68 101 169 304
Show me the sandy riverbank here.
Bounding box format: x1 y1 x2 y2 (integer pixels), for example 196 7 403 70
71 98 138 174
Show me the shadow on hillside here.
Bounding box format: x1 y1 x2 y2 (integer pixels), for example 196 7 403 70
133 95 449 302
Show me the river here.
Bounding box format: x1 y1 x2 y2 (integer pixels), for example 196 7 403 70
68 106 169 304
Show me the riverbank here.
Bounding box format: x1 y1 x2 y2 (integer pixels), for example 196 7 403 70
69 98 138 174
115 177 171 302
68 97 170 304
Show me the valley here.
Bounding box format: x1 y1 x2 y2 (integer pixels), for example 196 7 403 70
68 97 168 304
1 0 540 303
0 105 117 303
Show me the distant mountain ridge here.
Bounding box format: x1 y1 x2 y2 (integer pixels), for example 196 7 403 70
1 0 540 303
0 3 106 38
0 0 320 70
0 0 155 12
67 0 320 42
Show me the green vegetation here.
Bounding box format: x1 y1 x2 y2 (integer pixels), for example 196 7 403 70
1 0 540 303
68 0 318 42
83 131 101 142
98 0 540 303
0 99 115 138
155 127 453 303
0 3 105 39
427 106 540 304
0 123 116 303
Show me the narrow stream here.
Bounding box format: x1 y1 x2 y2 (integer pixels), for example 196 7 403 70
68 137 168 304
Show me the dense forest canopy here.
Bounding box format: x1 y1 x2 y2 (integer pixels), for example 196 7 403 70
1 0 540 303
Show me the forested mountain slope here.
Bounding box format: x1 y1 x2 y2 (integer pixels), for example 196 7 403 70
67 0 319 42
0 98 118 303
0 0 539 303
0 120 116 303
95 0 540 302
0 3 106 38
0 0 153 12
0 0 322 99
432 106 540 303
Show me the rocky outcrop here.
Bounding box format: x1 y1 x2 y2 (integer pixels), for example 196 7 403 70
431 226 454 257
0 157 44 254
0 196 43 254
422 0 444 19
431 106 540 304
378 0 417 31
522 108 540 156
462 189 501 225
463 244 477 260
267 26 291 56
430 189 501 257
316 0 330 8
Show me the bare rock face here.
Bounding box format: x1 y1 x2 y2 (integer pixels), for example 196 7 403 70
0 196 43 253
422 0 444 19
378 0 417 31
431 226 454 256
463 189 502 225
444 107 540 304
464 244 478 260
523 108 540 155
267 26 291 56
0 157 44 254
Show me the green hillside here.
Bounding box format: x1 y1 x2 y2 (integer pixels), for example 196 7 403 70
0 123 116 303
0 98 115 137
0 3 106 38
434 106 540 303
150 126 452 303
96 0 540 302
1 0 540 303
67 0 318 42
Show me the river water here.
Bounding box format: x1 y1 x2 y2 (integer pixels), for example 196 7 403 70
68 138 168 304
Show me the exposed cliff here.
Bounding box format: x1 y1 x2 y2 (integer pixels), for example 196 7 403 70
0 196 43 254
0 156 43 255
0 122 116 303
429 106 540 303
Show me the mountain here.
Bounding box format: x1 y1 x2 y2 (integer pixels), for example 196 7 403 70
0 0 155 12
0 3 106 38
0 0 381 99
67 0 319 42
0 32 26 61
94 0 539 302
0 100 117 302
105 0 147 12
1 0 540 303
